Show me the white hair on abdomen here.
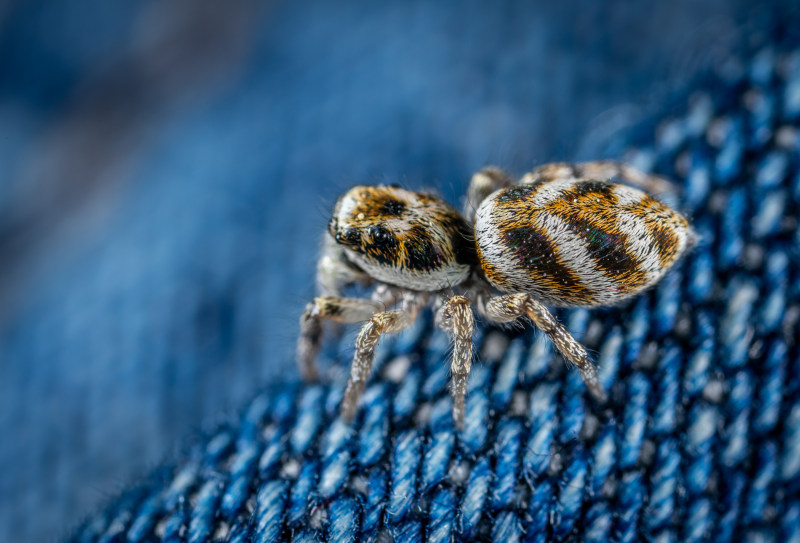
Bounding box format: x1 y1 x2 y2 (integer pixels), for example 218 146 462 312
525 179 578 208
613 210 663 281
612 183 646 206
534 211 620 299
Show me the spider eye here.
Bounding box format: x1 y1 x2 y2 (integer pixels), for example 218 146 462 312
369 225 393 246
381 198 406 216
336 228 361 245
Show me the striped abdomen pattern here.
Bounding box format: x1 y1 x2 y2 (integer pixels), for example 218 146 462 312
474 179 693 307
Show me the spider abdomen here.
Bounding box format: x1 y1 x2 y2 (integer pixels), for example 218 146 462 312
474 179 693 307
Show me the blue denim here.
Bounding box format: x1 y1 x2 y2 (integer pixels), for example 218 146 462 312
0 0 798 541
66 24 800 543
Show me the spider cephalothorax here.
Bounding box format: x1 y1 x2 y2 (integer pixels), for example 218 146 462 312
298 161 694 429
328 185 475 291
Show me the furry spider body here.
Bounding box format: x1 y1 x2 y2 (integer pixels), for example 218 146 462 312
298 161 694 429
328 185 475 291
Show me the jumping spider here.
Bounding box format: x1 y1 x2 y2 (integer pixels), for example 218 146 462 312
298 161 693 429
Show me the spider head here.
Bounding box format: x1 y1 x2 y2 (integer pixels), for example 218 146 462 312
329 185 474 290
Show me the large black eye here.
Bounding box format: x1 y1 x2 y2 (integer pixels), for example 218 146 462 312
369 225 393 246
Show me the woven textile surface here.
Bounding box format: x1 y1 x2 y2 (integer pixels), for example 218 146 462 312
62 19 800 543
9 2 787 541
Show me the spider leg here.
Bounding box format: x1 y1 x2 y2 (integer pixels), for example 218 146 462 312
297 296 383 381
435 295 474 430
478 292 607 404
464 167 514 222
522 160 677 197
341 292 427 422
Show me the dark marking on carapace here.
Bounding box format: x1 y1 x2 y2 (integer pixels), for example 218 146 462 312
348 190 408 222
381 199 407 216
404 225 444 272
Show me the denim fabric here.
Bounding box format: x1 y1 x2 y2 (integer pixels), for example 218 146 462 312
64 16 800 543
0 1 798 541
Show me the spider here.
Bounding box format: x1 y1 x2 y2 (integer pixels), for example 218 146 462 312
297 161 694 429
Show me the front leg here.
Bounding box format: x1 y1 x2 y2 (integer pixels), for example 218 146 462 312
297 296 383 380
478 292 607 404
435 295 474 429
341 292 427 422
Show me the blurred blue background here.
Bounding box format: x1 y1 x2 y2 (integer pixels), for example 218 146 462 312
0 0 790 540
